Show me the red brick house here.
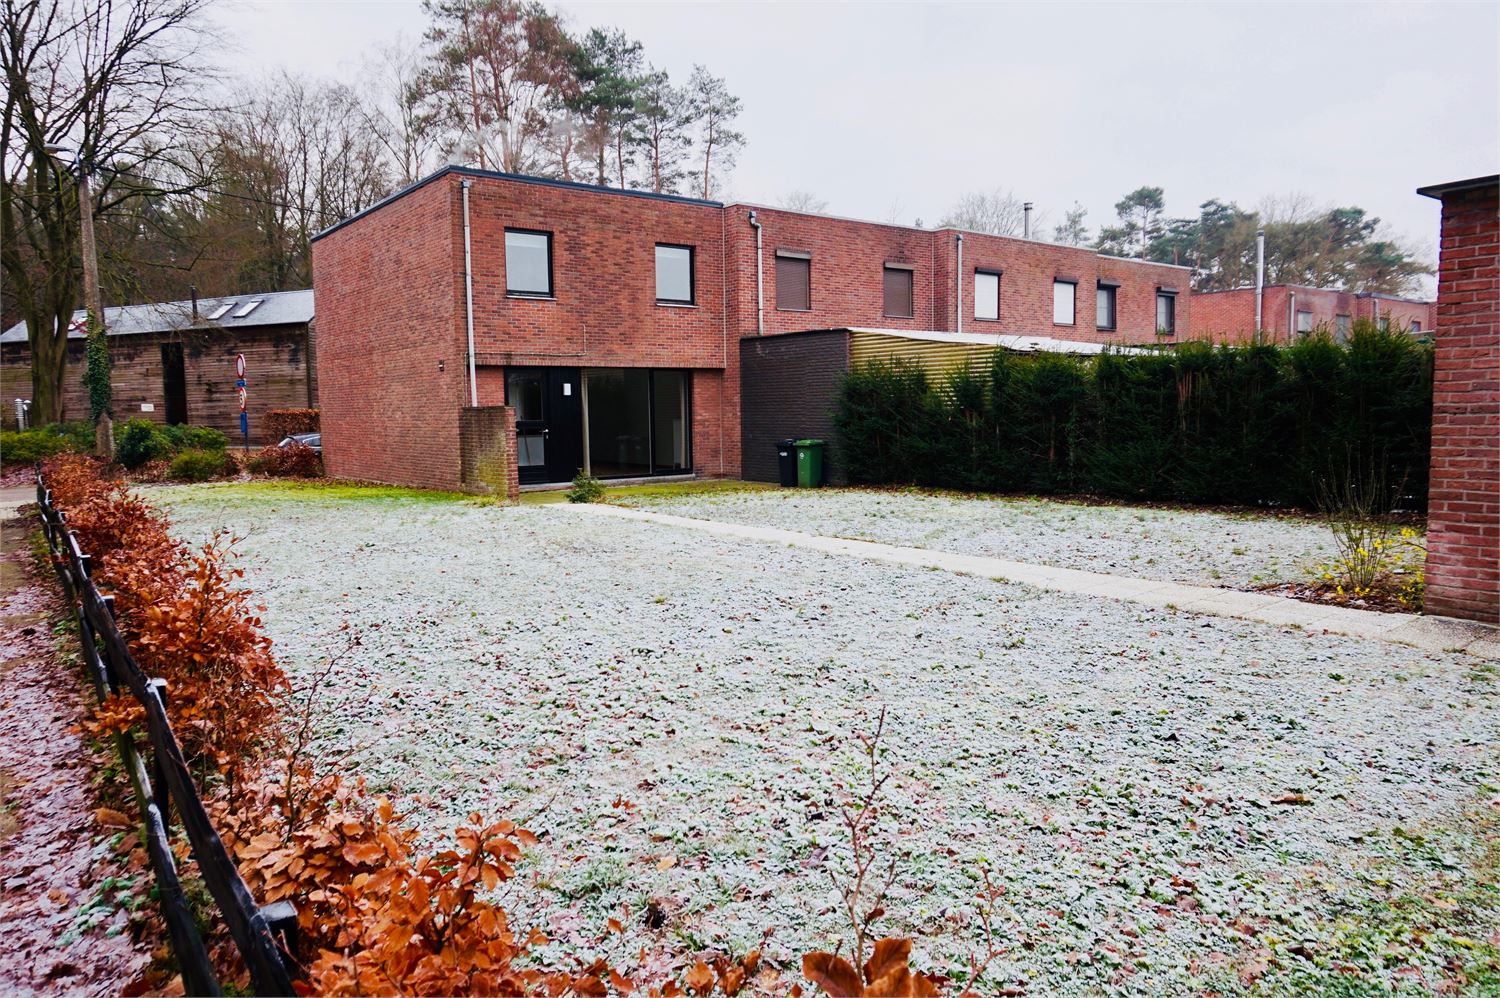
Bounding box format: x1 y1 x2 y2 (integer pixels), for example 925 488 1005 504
309 167 1190 493
1416 174 1498 624
1190 284 1435 343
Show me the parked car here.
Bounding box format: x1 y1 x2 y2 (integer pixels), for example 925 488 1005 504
278 432 321 454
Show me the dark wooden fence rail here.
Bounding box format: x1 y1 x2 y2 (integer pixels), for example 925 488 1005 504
34 466 297 997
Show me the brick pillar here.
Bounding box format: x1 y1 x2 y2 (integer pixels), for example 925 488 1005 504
459 405 520 502
1418 176 1499 622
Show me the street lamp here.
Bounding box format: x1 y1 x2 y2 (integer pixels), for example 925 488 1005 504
44 143 112 456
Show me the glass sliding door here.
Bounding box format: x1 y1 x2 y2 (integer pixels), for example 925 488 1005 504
583 369 691 478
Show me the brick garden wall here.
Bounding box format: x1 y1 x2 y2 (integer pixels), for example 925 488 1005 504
1423 180 1499 623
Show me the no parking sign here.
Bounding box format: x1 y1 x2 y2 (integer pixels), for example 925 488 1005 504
236 353 248 448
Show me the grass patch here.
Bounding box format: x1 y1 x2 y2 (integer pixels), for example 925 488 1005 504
521 477 776 506
153 479 476 505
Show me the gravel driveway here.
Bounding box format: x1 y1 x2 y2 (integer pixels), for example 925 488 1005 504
617 489 1351 589
160 484 1496 995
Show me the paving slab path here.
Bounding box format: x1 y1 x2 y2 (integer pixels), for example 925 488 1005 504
556 502 1500 660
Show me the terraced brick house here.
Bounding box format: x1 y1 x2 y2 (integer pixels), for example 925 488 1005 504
308 166 1191 494
1190 284 1435 343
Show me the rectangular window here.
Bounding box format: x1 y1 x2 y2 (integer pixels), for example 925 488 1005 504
1379 316 1391 332
775 251 811 311
974 270 1000 321
1335 314 1352 341
655 244 694 304
883 264 914 318
1053 280 1076 326
1156 291 1176 334
584 368 690 478
1296 309 1314 335
1411 320 1422 333
1096 284 1117 330
505 229 552 297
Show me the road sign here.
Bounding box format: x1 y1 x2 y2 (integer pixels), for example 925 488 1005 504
236 354 249 451
236 353 246 378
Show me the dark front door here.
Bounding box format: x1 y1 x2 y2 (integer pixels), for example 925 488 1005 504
160 343 188 424
506 367 582 485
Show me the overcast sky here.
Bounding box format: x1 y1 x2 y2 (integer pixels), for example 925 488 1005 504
214 0 1497 289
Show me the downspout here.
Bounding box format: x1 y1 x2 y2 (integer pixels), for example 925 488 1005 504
1254 228 1265 339
1288 290 1296 344
461 179 478 406
748 210 764 336
955 232 964 334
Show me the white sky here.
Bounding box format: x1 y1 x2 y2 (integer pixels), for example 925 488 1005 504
213 0 1499 290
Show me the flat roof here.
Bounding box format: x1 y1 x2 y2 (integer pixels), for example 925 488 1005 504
746 326 1149 355
1192 283 1432 305
311 165 723 242
1417 174 1499 199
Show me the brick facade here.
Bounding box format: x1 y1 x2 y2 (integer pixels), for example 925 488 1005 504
1191 285 1435 343
311 167 1195 490
1417 176 1499 623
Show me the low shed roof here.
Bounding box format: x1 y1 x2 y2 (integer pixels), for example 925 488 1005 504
1 289 313 345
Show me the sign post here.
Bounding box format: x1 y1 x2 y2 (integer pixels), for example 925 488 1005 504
236 353 248 453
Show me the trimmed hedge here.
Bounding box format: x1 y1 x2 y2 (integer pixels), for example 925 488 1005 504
835 322 1432 510
0 422 95 465
264 408 319 441
168 447 232 482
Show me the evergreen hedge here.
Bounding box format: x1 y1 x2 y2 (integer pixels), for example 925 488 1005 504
834 321 1432 509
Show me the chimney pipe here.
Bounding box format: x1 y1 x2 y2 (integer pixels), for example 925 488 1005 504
1023 202 1033 239
190 285 198 320
1254 229 1265 338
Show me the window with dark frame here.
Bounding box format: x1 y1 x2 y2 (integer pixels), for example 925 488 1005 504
1336 314 1352 341
1156 290 1177 334
1296 309 1314 335
974 270 1000 321
1412 320 1422 333
1096 284 1117 330
883 264 914 318
1053 279 1076 326
505 229 553 297
775 251 811 311
655 244 694 304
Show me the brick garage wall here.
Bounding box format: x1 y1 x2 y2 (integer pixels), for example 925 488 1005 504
312 175 466 490
1423 180 1499 622
1 327 312 442
739 330 849 483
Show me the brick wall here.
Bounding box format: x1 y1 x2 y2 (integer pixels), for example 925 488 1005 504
459 405 520 500
312 176 467 489
1191 286 1435 342
1421 179 1499 623
739 330 850 483
721 205 1191 344
1 326 312 443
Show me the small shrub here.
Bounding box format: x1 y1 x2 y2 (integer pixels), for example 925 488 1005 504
264 408 319 440
115 418 171 468
168 448 231 482
165 424 229 452
2 429 72 465
566 469 605 503
251 441 321 478
48 421 97 452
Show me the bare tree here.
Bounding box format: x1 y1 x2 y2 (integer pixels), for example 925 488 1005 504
685 65 741 200
1 0 217 423
422 0 575 175
195 72 392 292
938 188 1035 236
777 189 828 213
360 36 445 186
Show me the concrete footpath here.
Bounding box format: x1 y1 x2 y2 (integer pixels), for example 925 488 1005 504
556 502 1500 660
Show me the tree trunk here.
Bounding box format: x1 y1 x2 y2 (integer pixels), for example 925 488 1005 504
29 315 70 425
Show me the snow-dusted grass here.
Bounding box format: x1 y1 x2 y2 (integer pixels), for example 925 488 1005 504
159 482 1495 994
616 488 1360 589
